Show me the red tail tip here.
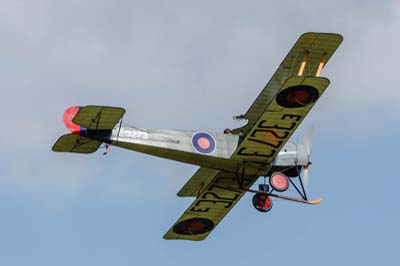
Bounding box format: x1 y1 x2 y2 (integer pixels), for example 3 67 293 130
63 105 81 134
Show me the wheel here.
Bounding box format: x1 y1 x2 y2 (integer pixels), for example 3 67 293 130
252 193 273 212
269 172 289 192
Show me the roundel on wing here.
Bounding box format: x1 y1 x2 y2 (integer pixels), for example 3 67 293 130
192 132 216 154
172 218 215 235
276 85 319 108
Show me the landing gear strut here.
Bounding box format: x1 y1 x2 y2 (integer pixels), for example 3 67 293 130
250 171 320 212
234 163 321 213
251 172 288 212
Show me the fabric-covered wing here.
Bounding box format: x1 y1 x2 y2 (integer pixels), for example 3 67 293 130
234 32 342 136
177 168 219 197
72 105 125 130
165 32 343 241
232 76 329 162
52 134 102 153
164 170 260 241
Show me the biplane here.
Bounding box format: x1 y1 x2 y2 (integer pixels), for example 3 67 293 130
52 32 343 241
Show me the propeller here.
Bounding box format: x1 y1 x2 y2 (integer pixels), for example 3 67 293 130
303 125 314 187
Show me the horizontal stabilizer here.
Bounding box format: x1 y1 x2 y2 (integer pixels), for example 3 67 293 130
72 105 125 130
52 134 101 153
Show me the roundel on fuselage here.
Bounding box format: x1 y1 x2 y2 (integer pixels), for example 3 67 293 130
191 132 216 154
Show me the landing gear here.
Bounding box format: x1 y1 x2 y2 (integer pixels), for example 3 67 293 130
235 163 320 214
252 193 273 212
103 144 112 155
269 172 289 192
250 170 314 212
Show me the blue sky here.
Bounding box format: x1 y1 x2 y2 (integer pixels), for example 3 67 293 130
1 0 399 265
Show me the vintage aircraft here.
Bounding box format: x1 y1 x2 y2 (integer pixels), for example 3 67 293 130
52 32 342 241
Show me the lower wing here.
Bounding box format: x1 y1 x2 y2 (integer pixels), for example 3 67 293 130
164 169 260 241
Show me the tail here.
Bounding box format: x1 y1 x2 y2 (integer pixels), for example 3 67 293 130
52 105 125 154
63 105 85 135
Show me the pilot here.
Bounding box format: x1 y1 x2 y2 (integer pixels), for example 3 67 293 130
223 128 232 134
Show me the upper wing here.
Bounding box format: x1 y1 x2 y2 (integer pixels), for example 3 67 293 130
233 32 343 136
164 170 260 241
165 33 343 241
73 105 125 130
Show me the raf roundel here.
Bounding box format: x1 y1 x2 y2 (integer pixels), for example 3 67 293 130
192 132 216 154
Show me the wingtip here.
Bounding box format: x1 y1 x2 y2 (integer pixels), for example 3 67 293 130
299 32 343 42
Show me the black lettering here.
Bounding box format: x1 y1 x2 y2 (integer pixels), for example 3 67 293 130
202 191 240 201
190 206 209 212
195 200 233 209
250 129 289 140
248 137 283 149
282 114 302 121
237 147 276 158
258 120 296 130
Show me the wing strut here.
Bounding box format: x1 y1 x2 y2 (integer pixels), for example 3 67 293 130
297 50 309 76
316 52 327 77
